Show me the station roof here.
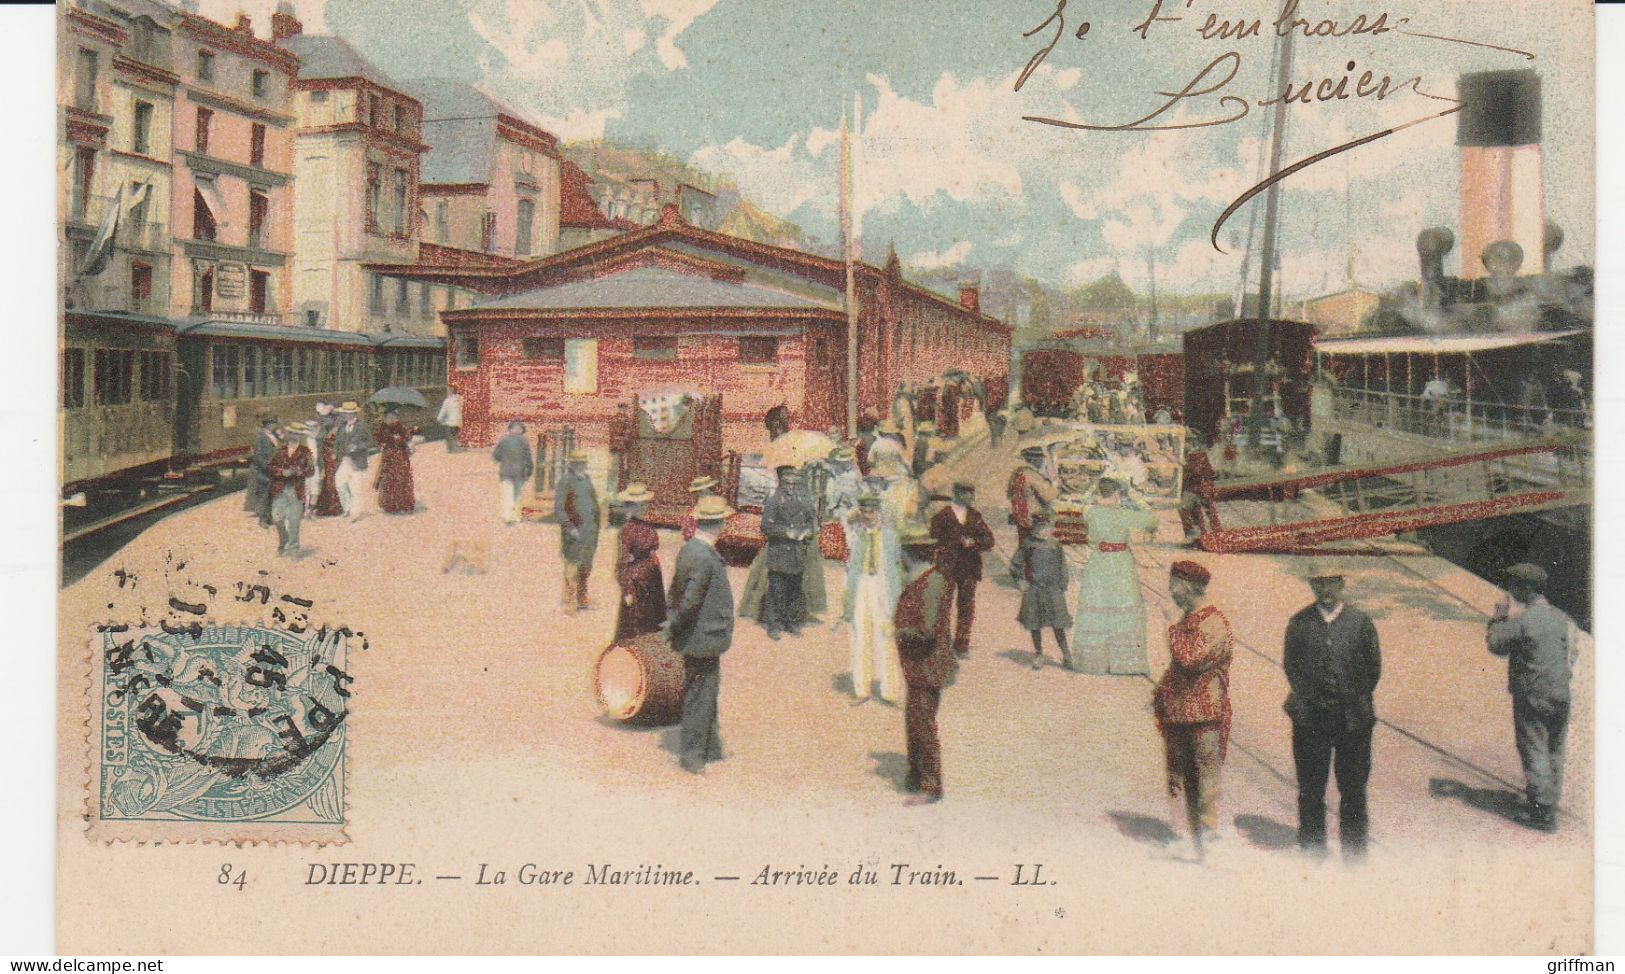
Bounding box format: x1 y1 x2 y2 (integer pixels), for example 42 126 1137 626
470 265 841 313
1315 329 1588 356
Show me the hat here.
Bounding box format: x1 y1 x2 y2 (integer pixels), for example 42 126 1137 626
1020 445 1046 459
857 492 881 508
876 419 900 434
775 464 800 476
952 480 976 492
1503 563 1548 588
567 450 589 463
259 415 279 427
687 475 718 493
1297 558 1345 581
1030 509 1052 524
1170 560 1212 587
337 402 360 413
828 446 855 462
282 421 316 435
691 496 734 522
617 483 654 504
898 524 938 549
916 421 937 434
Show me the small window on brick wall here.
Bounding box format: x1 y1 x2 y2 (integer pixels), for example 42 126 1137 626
632 336 677 361
738 336 778 365
522 337 563 360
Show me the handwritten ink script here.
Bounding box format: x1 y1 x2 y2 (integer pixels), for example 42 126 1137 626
1014 0 1537 250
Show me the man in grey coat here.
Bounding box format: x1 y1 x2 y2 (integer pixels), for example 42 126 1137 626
1488 562 1578 832
553 451 600 613
492 421 533 525
245 417 278 527
666 496 736 774
758 466 816 639
1283 560 1382 860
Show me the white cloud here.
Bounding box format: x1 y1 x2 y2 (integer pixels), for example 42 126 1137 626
1065 256 1117 286
689 135 828 217
906 241 973 271
639 0 719 70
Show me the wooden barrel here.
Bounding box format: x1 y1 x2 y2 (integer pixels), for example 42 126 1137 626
595 633 685 726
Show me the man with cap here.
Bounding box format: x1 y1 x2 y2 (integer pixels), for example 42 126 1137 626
929 480 996 659
437 389 463 453
1283 559 1382 860
1008 447 1060 552
894 522 956 803
266 423 315 557
333 402 372 520
680 476 720 541
553 451 601 614
492 420 533 525
757 465 816 639
911 422 936 479
842 491 902 704
1488 562 1579 832
614 483 666 641
1154 560 1234 858
245 416 279 527
665 495 736 773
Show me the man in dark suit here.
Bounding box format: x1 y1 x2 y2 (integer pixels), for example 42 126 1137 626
245 416 278 527
553 451 600 614
894 524 956 804
666 495 736 774
928 481 996 659
759 465 815 639
1283 560 1382 861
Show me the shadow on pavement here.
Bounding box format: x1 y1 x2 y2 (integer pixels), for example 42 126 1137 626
869 750 910 793
1233 813 1298 850
1106 811 1177 846
1429 777 1525 824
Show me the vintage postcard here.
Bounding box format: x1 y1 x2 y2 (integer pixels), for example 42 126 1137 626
55 0 1597 954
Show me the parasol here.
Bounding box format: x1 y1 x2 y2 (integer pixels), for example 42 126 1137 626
369 386 430 408
760 429 837 470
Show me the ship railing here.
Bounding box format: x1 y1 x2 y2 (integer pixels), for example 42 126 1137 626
1326 386 1591 444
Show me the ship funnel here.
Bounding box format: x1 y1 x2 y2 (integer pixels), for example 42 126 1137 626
1417 227 1455 310
1457 70 1544 280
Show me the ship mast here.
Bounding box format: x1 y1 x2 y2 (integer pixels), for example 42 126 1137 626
1246 25 1296 448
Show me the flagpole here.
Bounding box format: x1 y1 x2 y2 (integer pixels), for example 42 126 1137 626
841 95 860 438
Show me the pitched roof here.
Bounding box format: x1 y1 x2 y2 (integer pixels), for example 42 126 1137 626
469 265 841 313
402 78 525 122
558 161 617 230
413 242 524 271
281 34 401 92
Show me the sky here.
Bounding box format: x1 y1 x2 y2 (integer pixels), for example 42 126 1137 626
203 0 1595 299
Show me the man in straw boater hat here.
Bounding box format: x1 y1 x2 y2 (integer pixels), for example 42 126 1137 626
612 483 666 642
1488 562 1580 833
665 494 736 774
1282 558 1382 861
866 417 907 478
491 420 533 526
245 415 279 528
679 475 719 541
1153 559 1234 859
333 401 373 521
893 522 956 804
553 450 601 614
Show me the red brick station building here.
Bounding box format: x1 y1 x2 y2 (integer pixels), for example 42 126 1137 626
377 206 1012 451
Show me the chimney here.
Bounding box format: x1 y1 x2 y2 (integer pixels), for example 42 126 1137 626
234 13 253 35
1416 227 1454 310
1457 70 1544 280
272 2 303 41
958 280 981 314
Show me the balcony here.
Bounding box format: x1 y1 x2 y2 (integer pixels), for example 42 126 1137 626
65 194 168 252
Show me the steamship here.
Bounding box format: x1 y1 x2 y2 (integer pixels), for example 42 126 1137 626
1310 70 1593 625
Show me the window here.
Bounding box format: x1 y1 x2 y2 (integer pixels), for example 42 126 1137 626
480 211 496 252
368 93 380 128
72 147 95 221
192 187 217 241
739 336 779 365
521 337 563 360
133 100 154 155
563 339 597 394
211 344 239 399
338 350 353 389
515 199 534 257
369 274 385 314
250 270 270 314
395 277 410 316
392 169 407 234
365 163 381 231
250 123 266 167
252 69 268 99
310 89 328 104
130 262 153 308
195 49 214 82
195 106 212 154
93 349 134 406
241 346 260 397
269 347 293 395
138 350 170 401
454 333 478 369
632 336 677 362
393 104 405 134
419 282 433 322
74 49 98 111
434 201 448 243
197 265 214 312
248 190 268 249
62 349 86 409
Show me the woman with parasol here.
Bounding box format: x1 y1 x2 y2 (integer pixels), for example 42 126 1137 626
372 408 418 514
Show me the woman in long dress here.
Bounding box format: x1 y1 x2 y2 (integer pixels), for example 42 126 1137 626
314 421 344 517
372 410 417 514
1069 478 1158 674
613 486 667 641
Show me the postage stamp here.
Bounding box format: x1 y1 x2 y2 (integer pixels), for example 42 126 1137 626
89 621 355 843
